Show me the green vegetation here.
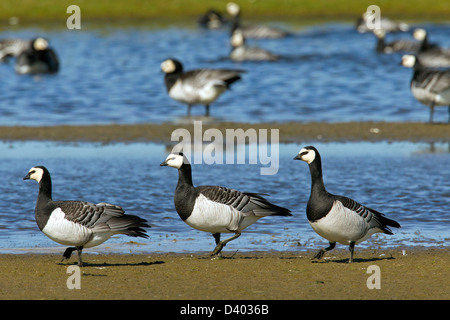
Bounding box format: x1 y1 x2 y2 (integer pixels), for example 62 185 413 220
0 0 448 25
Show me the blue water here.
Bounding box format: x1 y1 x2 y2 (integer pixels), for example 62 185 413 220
0 20 449 255
1 22 450 124
0 141 448 255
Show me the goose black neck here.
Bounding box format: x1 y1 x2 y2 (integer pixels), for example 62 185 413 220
35 173 53 230
177 163 194 188
308 156 327 194
230 13 241 35
164 72 180 92
38 174 52 202
376 37 385 52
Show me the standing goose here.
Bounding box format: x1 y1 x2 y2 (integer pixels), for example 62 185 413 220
230 30 279 62
0 37 59 74
160 153 291 257
23 166 150 266
401 54 450 123
294 146 400 263
161 58 244 117
226 2 289 39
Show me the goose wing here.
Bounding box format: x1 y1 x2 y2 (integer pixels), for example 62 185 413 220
182 69 244 89
55 201 149 236
335 196 400 233
196 185 291 217
0 38 30 60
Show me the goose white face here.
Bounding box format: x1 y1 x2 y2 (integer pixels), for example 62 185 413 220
230 32 244 47
413 28 426 41
161 59 176 74
33 38 48 51
297 148 316 164
401 54 416 68
226 2 240 16
26 167 44 182
373 28 385 38
162 153 185 169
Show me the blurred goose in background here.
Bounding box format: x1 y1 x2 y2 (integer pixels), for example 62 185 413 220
414 29 450 68
356 13 409 33
161 58 245 116
226 2 289 39
197 9 228 30
401 54 450 123
0 37 59 74
374 28 421 54
230 30 279 62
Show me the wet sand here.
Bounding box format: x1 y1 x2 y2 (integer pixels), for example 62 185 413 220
0 121 449 144
0 248 448 301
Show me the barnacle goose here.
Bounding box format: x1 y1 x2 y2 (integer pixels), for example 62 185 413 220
374 28 421 54
0 37 59 74
226 2 289 39
230 31 279 62
401 54 450 123
160 153 291 257
161 58 244 116
294 146 400 263
23 166 150 266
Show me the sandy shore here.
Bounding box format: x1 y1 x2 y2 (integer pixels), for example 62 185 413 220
0 247 448 301
0 122 449 144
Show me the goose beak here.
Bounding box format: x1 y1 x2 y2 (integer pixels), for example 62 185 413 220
160 160 168 166
293 154 302 160
23 173 31 180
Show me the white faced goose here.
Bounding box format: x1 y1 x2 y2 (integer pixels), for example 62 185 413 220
294 146 400 263
161 58 245 117
230 31 279 62
226 2 289 39
401 54 450 123
24 166 150 266
160 153 291 257
0 37 59 74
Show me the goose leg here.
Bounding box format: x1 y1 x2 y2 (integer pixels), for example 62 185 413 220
187 104 192 116
313 242 335 260
62 247 77 262
212 233 222 257
205 104 210 117
211 231 241 257
348 241 356 263
76 246 84 267
429 103 435 123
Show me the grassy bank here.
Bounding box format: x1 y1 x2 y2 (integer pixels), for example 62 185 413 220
0 0 449 25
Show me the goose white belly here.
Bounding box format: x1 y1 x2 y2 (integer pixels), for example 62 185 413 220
411 85 434 105
170 80 225 105
309 201 378 245
435 88 450 105
185 194 259 233
41 208 113 247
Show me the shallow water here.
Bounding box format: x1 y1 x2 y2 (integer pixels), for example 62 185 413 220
0 141 448 255
1 22 450 125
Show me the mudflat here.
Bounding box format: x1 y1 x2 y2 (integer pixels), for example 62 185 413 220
0 247 448 300
1 121 449 144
